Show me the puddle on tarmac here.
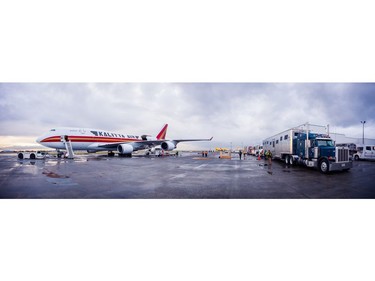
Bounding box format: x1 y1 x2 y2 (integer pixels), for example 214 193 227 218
43 169 78 186
43 170 69 178
86 157 109 162
46 178 78 186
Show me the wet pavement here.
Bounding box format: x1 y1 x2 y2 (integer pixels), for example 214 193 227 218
1 153 375 199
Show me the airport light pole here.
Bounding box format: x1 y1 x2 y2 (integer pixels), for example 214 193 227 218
361 121 366 144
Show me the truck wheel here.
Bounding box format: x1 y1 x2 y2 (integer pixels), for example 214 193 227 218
30 153 36 159
289 156 294 166
285 155 289 164
18 153 24 159
319 159 329 174
354 155 359 161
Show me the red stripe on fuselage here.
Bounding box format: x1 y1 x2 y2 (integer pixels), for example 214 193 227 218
41 135 140 143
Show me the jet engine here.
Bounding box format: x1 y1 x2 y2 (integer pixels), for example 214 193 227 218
161 141 176 151
117 144 134 154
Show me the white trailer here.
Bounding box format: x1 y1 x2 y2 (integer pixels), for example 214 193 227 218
263 128 296 162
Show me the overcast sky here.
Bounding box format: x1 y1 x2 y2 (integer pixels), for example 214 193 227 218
0 83 374 150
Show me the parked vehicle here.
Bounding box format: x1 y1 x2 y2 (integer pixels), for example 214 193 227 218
17 151 48 160
254 145 263 157
263 123 352 173
353 145 375 160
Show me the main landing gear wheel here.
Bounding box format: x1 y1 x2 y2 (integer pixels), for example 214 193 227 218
30 153 36 160
354 155 359 161
119 153 132 158
319 159 329 174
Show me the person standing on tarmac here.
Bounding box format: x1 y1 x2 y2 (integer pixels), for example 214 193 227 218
239 150 242 160
266 150 272 166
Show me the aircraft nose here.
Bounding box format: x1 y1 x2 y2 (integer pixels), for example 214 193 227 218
36 135 43 144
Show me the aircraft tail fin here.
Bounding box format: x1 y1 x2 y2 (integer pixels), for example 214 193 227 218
156 124 168 140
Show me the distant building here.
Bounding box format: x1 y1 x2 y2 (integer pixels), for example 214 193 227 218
330 133 375 146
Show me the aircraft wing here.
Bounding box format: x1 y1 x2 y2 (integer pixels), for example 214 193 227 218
97 137 213 151
173 137 213 143
97 140 165 151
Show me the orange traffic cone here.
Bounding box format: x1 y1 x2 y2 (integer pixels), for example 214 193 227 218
257 155 261 160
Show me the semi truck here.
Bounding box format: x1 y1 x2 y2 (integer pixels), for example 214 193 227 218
263 123 352 173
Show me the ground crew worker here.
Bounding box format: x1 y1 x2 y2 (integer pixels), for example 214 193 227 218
239 150 242 160
266 150 272 165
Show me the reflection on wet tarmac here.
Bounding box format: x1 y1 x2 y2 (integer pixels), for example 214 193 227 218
86 157 109 161
2 154 375 198
43 168 78 186
46 178 78 186
267 164 273 175
43 170 69 179
18 160 37 166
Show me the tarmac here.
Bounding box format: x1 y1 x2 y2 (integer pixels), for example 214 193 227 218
1 152 375 199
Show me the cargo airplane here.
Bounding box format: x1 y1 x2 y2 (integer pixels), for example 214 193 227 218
36 124 212 157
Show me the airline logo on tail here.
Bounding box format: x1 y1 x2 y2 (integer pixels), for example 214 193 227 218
156 124 168 140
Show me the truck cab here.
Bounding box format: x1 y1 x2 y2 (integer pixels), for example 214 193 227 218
295 133 352 173
309 138 335 160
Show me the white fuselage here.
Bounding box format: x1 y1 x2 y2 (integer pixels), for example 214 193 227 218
36 127 145 151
